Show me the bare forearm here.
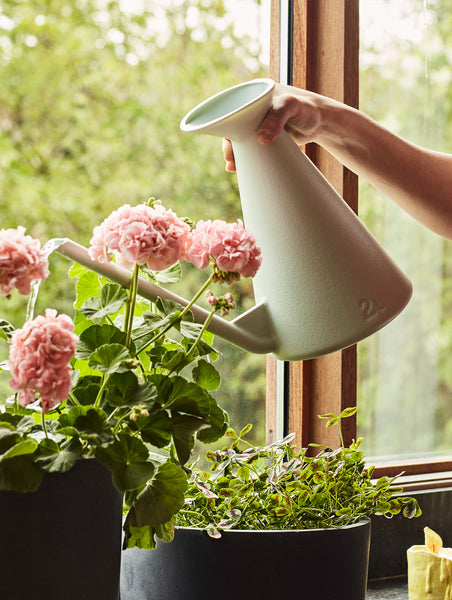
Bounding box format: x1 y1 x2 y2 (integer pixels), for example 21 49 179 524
224 83 452 238
317 101 452 239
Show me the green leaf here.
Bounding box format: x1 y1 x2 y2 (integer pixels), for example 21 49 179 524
88 343 132 375
0 414 34 435
76 324 129 359
238 423 253 438
192 359 221 391
71 379 102 406
237 465 251 481
0 427 21 453
113 460 156 492
98 432 149 462
196 401 228 444
402 499 422 519
172 414 207 464
225 427 238 439
104 372 158 408
0 438 38 462
155 297 182 315
166 377 212 417
134 410 172 447
160 350 188 372
142 310 181 334
179 320 203 340
339 407 357 419
141 262 182 284
72 308 97 339
154 519 176 543
318 413 338 420
80 283 128 323
132 320 162 353
201 330 216 348
181 336 217 357
126 461 187 528
95 434 155 492
70 264 102 308
36 437 83 473
54 426 80 437
0 455 44 492
375 477 391 490
124 525 156 550
0 319 15 342
57 406 110 438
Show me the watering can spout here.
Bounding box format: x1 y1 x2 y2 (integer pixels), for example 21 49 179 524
57 240 278 356
179 79 413 360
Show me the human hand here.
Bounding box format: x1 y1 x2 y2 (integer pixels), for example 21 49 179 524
222 83 327 172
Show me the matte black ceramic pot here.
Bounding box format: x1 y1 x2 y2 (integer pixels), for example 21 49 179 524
0 458 123 600
121 520 371 600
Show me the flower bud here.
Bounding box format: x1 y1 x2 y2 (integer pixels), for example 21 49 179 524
206 291 218 306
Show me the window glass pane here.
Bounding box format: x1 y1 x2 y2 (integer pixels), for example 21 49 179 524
358 0 452 460
0 0 269 444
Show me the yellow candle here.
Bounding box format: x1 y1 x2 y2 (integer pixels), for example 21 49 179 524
408 527 452 599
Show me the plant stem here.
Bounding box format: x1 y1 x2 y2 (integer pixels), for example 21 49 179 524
68 392 81 406
112 409 133 433
41 412 49 439
94 374 110 409
178 272 215 321
184 307 216 363
125 263 140 348
139 272 215 352
107 406 121 423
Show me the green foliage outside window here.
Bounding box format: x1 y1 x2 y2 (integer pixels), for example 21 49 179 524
0 0 267 443
358 0 452 457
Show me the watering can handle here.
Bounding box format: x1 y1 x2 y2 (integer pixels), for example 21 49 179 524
57 240 277 355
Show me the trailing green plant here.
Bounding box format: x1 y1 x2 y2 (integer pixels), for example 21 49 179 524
177 408 422 537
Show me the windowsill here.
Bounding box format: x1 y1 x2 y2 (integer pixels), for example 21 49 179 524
367 577 407 599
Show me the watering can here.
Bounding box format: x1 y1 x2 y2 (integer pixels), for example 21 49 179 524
59 78 412 361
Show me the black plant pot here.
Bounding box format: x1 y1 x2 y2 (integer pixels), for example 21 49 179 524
0 458 123 600
121 520 371 600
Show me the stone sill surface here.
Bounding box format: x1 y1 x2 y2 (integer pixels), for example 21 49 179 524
367 578 408 599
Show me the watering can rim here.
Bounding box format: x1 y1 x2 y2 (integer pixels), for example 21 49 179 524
180 77 275 133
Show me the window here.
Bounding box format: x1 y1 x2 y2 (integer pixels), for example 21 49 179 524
267 0 452 579
267 0 452 475
359 0 452 465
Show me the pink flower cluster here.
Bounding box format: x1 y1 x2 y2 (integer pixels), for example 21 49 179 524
187 219 262 282
8 309 78 413
0 226 50 296
88 203 192 270
88 203 262 284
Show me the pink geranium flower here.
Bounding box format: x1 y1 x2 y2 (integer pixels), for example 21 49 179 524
187 219 262 281
8 309 78 413
0 226 50 296
88 203 192 271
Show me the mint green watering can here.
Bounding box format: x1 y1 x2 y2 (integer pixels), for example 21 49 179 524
59 79 412 360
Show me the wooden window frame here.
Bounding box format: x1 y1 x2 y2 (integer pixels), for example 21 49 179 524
266 0 452 487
